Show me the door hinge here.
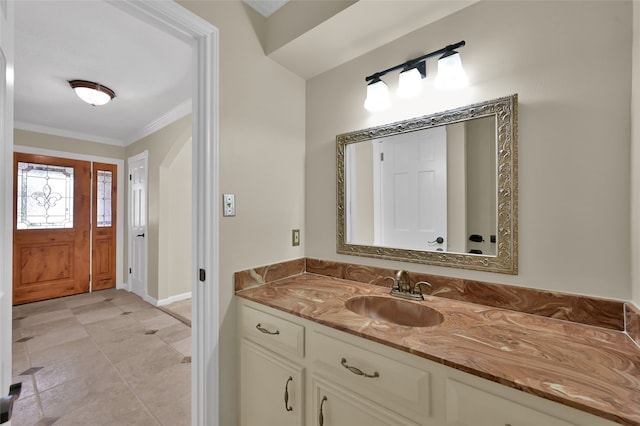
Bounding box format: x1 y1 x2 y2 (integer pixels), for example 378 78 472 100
129 267 132 274
199 269 206 282
380 152 384 161
129 174 132 181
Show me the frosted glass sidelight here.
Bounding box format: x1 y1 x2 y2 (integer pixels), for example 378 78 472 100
96 170 113 227
16 162 74 229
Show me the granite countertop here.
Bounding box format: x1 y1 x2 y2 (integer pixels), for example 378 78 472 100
236 273 640 426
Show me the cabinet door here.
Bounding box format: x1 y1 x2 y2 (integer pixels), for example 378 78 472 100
312 376 420 426
446 379 575 426
240 340 304 426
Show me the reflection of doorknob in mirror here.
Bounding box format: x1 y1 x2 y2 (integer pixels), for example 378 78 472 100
136 233 145 238
469 234 484 242
1 382 22 424
428 237 444 245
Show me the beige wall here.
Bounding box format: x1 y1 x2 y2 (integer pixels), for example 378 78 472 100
158 137 192 300
178 2 306 425
631 1 640 307
14 129 125 160
306 1 632 299
125 115 192 301
632 2 640 306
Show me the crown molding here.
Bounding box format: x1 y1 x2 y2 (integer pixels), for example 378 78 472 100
125 98 192 145
13 121 126 146
15 98 192 147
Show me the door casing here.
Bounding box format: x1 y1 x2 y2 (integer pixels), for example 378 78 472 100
106 3 220 426
2 2 220 425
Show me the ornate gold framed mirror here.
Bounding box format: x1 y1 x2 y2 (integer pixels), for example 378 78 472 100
336 94 518 274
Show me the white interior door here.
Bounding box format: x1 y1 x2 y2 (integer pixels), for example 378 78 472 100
0 0 14 423
379 128 447 251
128 152 147 299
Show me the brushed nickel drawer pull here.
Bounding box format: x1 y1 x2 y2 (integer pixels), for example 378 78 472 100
284 376 293 412
341 357 380 378
319 396 327 426
256 323 279 335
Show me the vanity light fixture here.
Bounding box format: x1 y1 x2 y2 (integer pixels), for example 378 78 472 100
68 80 116 106
364 40 467 112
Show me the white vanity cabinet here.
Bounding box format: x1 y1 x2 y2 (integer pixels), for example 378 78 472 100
238 303 305 426
237 298 620 426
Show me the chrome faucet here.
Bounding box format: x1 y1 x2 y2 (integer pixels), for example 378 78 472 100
387 270 433 301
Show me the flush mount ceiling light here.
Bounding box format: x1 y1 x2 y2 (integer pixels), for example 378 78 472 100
68 80 116 106
364 41 467 112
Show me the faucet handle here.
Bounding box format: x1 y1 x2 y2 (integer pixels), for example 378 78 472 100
384 276 399 291
413 281 433 296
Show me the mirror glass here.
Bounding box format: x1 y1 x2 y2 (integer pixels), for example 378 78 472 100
336 95 518 274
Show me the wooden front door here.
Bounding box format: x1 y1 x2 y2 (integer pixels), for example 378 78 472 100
13 153 91 305
92 163 117 290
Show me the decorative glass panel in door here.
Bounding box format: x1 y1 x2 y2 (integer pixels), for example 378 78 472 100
16 162 74 229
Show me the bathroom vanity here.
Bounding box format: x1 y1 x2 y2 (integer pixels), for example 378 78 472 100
236 272 634 426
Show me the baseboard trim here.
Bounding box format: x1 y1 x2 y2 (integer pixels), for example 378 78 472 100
146 291 192 307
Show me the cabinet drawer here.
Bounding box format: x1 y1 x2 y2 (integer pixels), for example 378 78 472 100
311 375 420 426
240 303 305 358
309 330 430 423
446 379 576 426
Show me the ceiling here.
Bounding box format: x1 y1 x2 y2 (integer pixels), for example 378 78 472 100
14 1 193 147
243 0 289 17
14 0 473 147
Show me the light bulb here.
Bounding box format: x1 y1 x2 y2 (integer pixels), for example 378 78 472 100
364 78 390 112
435 51 468 90
397 67 423 98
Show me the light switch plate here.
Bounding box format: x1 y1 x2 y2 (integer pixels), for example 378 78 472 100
223 194 235 217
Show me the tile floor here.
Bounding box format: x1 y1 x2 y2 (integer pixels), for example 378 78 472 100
157 299 191 327
11 288 191 426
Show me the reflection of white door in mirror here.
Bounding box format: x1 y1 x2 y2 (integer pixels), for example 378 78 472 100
375 129 447 251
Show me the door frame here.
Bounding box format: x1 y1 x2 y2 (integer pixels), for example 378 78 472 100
127 150 148 300
0 0 13 417
14 145 125 291
107 2 220 425
1 2 220 426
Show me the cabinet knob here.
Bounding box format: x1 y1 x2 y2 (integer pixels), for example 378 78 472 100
284 376 293 412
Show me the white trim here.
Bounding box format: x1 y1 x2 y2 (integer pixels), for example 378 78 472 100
127 150 148 164
13 145 126 291
124 98 192 145
14 120 126 147
108 3 220 425
143 293 158 306
0 0 13 410
143 292 195 308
